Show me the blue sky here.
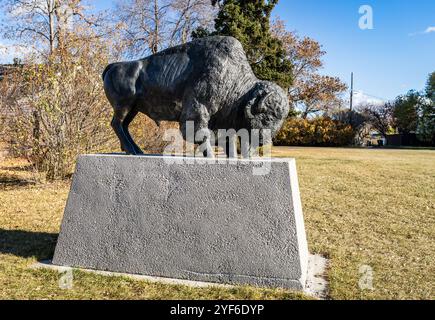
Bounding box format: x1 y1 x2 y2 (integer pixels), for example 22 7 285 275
1 0 434 103
274 0 435 103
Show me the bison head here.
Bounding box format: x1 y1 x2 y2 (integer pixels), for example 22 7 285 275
243 81 289 145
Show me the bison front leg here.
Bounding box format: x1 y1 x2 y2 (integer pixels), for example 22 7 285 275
180 100 215 158
196 128 215 158
225 135 238 158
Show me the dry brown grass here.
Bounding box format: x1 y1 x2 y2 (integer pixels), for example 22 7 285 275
274 147 435 299
0 146 434 299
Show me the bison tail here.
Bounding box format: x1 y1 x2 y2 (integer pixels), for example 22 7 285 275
102 63 115 81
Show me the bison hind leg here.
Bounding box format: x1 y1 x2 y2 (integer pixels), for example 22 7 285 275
122 109 143 154
111 106 141 155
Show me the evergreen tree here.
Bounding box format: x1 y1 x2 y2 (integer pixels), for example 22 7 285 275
417 72 435 145
393 91 420 134
426 71 435 101
196 0 292 89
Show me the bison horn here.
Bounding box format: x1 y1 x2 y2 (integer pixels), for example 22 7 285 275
245 104 254 119
255 92 275 114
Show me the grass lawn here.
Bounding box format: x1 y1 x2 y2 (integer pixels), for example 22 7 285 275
0 147 434 300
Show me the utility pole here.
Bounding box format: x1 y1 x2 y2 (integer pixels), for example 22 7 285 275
349 72 354 126
350 72 354 111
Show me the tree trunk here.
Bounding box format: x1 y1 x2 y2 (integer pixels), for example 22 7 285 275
48 0 56 55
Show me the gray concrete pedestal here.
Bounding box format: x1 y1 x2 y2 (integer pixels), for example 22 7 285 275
53 155 309 290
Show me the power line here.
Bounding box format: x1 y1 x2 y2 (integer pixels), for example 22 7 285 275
347 72 392 103
353 90 390 102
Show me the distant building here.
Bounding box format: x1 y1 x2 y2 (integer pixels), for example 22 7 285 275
386 133 427 147
360 128 432 148
0 64 21 81
358 129 386 147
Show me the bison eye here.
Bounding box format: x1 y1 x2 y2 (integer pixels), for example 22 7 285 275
261 117 270 126
265 96 275 107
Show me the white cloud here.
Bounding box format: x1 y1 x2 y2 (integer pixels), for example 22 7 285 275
353 91 385 108
409 26 435 36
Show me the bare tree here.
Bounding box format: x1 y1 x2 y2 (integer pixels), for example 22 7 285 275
116 0 169 55
115 0 216 57
1 0 57 55
169 0 216 46
362 103 395 138
0 0 106 57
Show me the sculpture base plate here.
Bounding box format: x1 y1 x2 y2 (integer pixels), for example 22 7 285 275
33 254 328 298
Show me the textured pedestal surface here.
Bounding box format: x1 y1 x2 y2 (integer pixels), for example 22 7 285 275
53 155 309 290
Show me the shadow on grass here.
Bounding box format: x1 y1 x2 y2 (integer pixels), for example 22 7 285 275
0 177 37 188
0 173 37 189
1 164 35 172
0 229 58 260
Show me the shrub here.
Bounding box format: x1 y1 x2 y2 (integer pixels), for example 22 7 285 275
2 48 115 180
1 58 176 180
274 117 355 147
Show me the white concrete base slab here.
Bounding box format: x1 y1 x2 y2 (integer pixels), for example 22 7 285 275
31 254 329 299
304 254 329 299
